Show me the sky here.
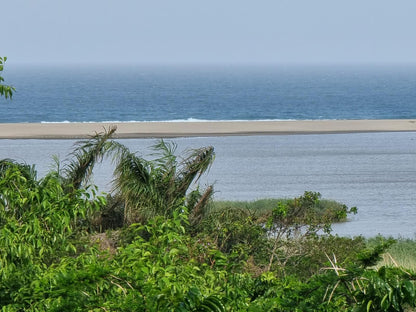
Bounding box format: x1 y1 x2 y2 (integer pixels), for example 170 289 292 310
2 0 416 65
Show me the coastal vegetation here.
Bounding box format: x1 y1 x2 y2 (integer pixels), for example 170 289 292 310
0 128 416 311
0 57 14 99
2 57 415 311
1 128 416 311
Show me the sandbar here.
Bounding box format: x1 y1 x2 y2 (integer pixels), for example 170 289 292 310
0 120 416 139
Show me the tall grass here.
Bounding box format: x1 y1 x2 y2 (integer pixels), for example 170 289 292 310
377 238 416 271
366 236 416 271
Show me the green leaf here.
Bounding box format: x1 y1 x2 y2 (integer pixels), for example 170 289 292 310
200 296 225 312
403 280 415 299
366 300 373 312
380 294 389 310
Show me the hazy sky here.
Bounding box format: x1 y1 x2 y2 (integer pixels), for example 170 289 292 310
3 0 416 65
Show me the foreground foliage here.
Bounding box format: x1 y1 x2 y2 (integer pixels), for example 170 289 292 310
0 57 15 99
1 132 416 311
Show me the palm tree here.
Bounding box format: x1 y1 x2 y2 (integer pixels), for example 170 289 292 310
112 139 215 224
59 127 215 226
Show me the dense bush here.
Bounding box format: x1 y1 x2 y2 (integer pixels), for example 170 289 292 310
0 161 104 309
1 133 416 311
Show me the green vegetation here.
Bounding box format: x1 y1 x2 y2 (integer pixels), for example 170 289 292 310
0 57 15 99
210 197 354 222
371 237 416 272
1 128 416 311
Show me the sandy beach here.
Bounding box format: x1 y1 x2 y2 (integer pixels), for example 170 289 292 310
0 119 416 139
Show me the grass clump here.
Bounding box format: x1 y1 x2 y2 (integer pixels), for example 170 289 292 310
370 237 416 271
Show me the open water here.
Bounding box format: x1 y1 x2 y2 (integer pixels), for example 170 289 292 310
3 64 416 122
1 65 416 237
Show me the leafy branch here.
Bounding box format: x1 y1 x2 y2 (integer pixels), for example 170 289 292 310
0 57 15 99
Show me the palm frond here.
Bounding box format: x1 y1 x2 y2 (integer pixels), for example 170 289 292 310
151 139 177 184
189 185 214 226
176 146 215 197
62 126 117 191
112 150 161 223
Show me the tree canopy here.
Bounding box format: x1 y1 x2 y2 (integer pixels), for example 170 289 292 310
0 57 15 99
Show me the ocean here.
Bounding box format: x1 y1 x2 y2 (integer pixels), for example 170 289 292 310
3 64 416 122
1 64 416 237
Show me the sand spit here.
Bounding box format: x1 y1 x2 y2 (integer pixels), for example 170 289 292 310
1 119 416 139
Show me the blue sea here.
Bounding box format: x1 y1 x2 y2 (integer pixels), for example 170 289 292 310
3 64 416 123
1 64 416 237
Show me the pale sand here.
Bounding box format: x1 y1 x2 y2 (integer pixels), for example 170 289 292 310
0 119 416 139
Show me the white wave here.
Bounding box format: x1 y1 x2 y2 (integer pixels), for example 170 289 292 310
40 118 312 124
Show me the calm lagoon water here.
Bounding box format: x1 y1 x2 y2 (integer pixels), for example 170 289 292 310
1 131 415 238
